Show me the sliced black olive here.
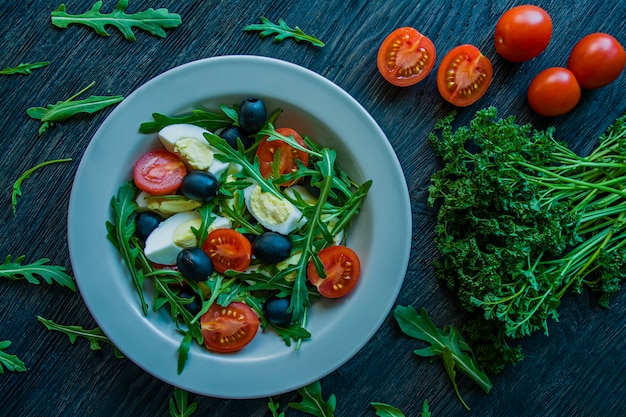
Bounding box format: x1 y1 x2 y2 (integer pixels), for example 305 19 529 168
180 171 219 202
219 125 254 149
238 97 267 134
263 295 292 326
135 211 161 240
176 247 214 282
252 232 292 263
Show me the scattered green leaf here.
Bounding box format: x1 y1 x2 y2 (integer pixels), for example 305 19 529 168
27 81 123 135
0 255 76 291
0 341 27 374
267 397 286 417
244 17 325 47
51 0 182 41
169 387 198 417
0 61 49 75
288 381 336 417
11 158 72 215
371 402 406 417
37 316 124 358
393 306 492 410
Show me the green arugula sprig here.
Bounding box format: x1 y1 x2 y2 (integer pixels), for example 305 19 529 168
371 400 431 417
11 158 72 215
0 341 27 374
244 17 325 47
37 316 124 358
393 306 492 411
169 387 198 417
0 61 49 75
139 109 233 134
51 0 182 41
288 381 336 417
27 81 123 135
1 255 76 291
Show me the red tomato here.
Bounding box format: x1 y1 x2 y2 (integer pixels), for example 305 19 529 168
567 33 626 89
307 246 361 298
377 27 436 87
527 67 581 117
437 45 493 107
202 229 252 274
256 127 309 186
133 150 186 195
200 302 259 353
494 5 552 62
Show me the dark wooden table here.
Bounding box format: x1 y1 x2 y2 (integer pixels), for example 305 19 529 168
1 1 625 416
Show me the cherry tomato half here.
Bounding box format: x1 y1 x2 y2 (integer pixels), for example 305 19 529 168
527 67 581 117
202 228 252 274
494 5 552 62
256 127 309 186
567 33 626 89
377 27 436 87
133 150 186 195
307 245 361 298
200 302 259 353
437 44 493 107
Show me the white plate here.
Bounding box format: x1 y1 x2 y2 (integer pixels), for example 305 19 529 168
68 55 411 398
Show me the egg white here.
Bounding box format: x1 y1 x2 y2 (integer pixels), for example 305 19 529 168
243 183 307 235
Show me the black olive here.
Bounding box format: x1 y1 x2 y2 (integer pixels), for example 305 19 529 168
176 247 214 281
238 97 267 134
263 295 291 326
135 211 161 240
180 171 219 202
178 286 202 315
252 232 292 263
219 125 254 149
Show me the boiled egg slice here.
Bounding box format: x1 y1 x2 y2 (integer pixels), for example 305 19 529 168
243 183 307 235
158 123 229 178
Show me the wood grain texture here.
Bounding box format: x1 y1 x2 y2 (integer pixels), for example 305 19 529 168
1 0 625 416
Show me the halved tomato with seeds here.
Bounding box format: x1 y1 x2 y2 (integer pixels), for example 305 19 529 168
437 44 493 107
256 127 309 186
377 27 436 87
202 229 252 274
307 245 361 298
200 302 259 353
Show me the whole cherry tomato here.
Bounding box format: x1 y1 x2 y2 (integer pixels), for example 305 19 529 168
527 67 581 117
567 33 626 89
494 5 552 62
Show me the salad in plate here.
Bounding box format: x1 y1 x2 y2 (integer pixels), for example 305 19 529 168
106 97 371 373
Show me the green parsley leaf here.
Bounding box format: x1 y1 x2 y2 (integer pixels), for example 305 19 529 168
11 158 72 215
244 17 325 47
0 255 76 291
51 0 182 41
0 341 27 374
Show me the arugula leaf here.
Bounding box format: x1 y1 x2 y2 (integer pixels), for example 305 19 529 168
51 0 182 41
393 306 492 410
244 17 325 47
37 316 124 358
370 402 406 417
139 109 232 134
169 387 198 417
105 181 148 314
267 397 286 417
11 158 72 215
27 81 123 135
288 381 336 417
0 61 49 75
0 255 76 291
0 341 27 374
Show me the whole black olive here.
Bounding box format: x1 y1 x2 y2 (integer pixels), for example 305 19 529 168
219 125 254 149
263 295 292 326
135 211 161 241
252 232 292 263
238 97 267 134
176 247 214 281
181 171 219 202
178 286 202 315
